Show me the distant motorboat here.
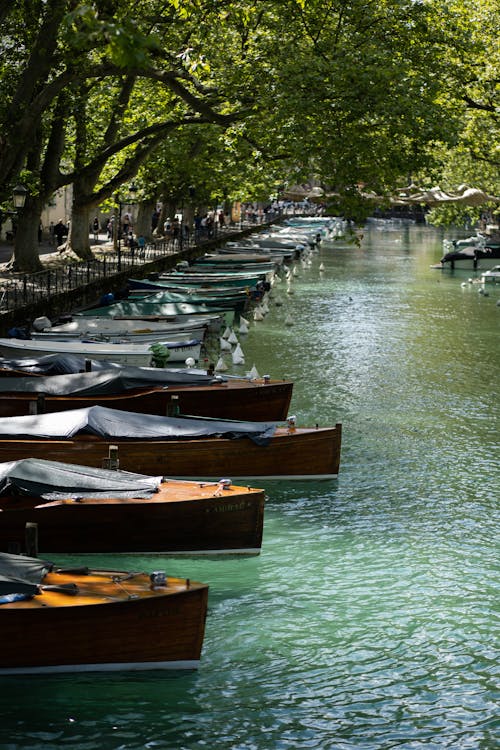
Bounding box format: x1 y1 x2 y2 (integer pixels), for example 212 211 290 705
480 265 500 284
439 234 500 270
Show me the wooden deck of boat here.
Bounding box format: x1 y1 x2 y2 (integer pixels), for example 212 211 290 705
0 570 209 671
2 570 206 608
22 480 264 508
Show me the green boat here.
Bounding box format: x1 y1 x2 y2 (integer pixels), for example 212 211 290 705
77 301 235 326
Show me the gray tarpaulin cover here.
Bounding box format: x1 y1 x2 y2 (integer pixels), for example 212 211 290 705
0 405 277 445
0 355 217 382
0 368 217 395
0 458 162 500
0 552 53 596
79 301 226 318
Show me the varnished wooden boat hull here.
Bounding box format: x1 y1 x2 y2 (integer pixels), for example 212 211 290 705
0 379 293 421
0 424 341 479
0 481 265 554
0 570 208 673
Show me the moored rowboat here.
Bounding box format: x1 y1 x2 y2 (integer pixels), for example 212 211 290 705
0 552 208 674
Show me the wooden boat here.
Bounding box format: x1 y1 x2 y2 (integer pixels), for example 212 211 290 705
0 337 202 365
0 551 208 673
0 458 265 554
0 368 294 420
0 406 342 480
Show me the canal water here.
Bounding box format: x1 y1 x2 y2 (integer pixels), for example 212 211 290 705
1 223 498 749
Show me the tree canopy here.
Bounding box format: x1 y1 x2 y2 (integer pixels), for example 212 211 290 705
0 0 498 269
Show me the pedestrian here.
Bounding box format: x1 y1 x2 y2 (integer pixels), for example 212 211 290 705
122 212 131 236
92 216 99 241
194 213 202 239
128 232 137 257
205 215 213 238
137 234 146 259
38 221 43 243
54 219 67 249
171 217 180 244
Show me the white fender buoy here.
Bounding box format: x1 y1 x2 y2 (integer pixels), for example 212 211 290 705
319 262 325 271
293 267 299 277
232 343 245 365
222 326 231 339
274 296 283 306
220 336 232 351
247 364 260 379
286 284 294 295
253 308 264 321
285 314 293 326
239 320 249 334
185 357 196 368
228 330 239 345
239 315 249 326
215 355 228 372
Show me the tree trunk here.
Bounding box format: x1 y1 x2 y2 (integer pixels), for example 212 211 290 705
12 197 43 272
66 202 94 260
135 201 154 239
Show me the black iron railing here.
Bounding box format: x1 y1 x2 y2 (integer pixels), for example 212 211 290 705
0 226 236 314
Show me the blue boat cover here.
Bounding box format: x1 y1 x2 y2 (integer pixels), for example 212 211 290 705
0 406 277 445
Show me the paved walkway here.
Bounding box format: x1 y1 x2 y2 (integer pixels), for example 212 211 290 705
0 234 114 271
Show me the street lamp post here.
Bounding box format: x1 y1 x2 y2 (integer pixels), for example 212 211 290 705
12 184 28 210
2 184 28 245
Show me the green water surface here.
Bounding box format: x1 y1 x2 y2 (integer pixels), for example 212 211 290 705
0 223 498 750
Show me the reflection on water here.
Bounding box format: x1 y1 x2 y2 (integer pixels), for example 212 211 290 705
0 224 498 750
